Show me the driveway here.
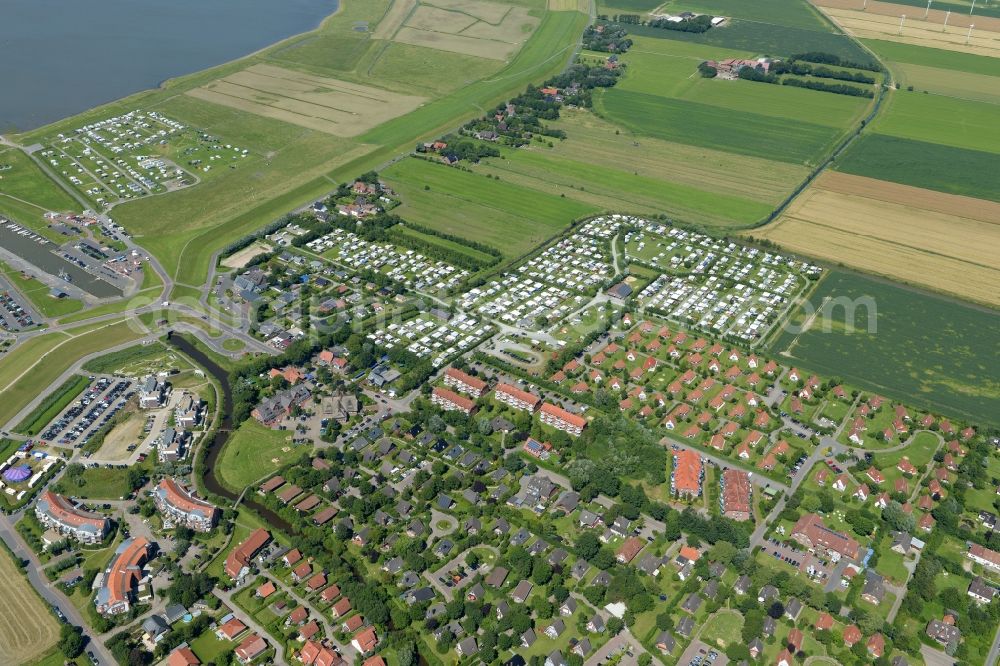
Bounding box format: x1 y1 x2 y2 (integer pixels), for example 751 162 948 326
585 628 660 666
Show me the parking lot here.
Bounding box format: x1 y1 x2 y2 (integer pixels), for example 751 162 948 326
39 376 136 448
0 280 37 330
676 640 727 666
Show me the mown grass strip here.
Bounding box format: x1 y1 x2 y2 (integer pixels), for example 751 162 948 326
13 374 90 436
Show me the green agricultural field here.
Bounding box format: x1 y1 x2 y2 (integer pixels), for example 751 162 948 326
598 0 663 10
668 0 834 30
871 90 1000 154
471 147 773 226
770 270 1000 426
383 157 597 257
596 89 843 164
625 20 876 65
894 63 1000 105
518 109 809 205
836 134 1000 203
862 39 1000 77
617 37 871 128
216 420 303 491
364 43 504 97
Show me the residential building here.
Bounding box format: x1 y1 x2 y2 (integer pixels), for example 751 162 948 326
225 528 271 580
495 383 541 412
95 537 151 615
672 449 702 497
431 387 476 415
443 368 487 397
720 468 751 521
34 490 110 544
539 403 586 436
791 513 860 560
153 478 219 532
968 544 1000 572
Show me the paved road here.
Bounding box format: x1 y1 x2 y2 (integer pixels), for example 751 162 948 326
920 643 956 666
585 628 660 666
0 512 118 666
663 436 792 494
986 622 1000 666
213 586 289 666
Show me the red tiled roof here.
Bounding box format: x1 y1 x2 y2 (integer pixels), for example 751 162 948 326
540 402 587 429
225 528 270 579
673 449 702 494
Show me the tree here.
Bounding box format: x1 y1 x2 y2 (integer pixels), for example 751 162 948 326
607 617 624 635
532 560 553 585
59 624 85 658
576 532 601 561
768 601 785 619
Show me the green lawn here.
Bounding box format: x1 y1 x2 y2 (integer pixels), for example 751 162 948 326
14 374 89 435
383 157 597 258
0 319 145 426
189 629 233 663
216 419 303 491
0 260 84 318
51 463 146 500
0 147 81 212
700 610 744 650
875 546 909 585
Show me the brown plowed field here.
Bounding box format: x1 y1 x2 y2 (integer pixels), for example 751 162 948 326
755 173 1000 306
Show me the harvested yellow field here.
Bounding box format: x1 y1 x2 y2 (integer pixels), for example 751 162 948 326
0 545 59 665
429 0 513 23
407 5 479 33
815 0 1000 31
389 0 539 60
756 173 1000 306
819 6 1000 56
549 0 589 10
373 0 418 39
394 26 518 60
187 64 426 136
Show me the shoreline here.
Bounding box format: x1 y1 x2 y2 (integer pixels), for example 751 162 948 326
2 0 344 138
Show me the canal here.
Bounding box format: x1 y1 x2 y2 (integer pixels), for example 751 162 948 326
167 333 293 533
